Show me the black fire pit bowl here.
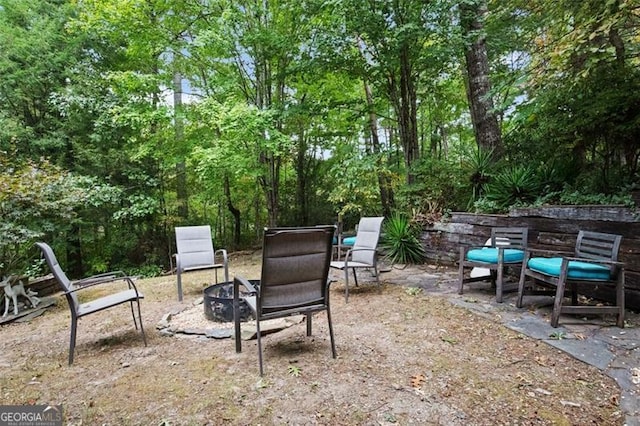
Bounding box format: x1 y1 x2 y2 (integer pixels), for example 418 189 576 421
203 281 258 322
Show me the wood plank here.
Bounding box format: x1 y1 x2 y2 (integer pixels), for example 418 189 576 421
510 205 637 222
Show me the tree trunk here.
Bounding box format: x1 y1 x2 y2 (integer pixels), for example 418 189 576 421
461 0 503 158
224 174 241 248
387 44 420 184
363 79 393 217
66 224 83 278
295 129 309 225
174 72 188 219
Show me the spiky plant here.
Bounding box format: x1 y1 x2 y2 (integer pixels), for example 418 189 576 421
482 165 540 210
380 213 426 265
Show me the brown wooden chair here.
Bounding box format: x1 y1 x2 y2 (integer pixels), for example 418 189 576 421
233 226 336 375
458 227 528 303
516 231 625 327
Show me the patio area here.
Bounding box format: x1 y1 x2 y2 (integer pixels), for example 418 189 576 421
0 252 638 425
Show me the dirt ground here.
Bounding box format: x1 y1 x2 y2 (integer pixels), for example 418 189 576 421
0 250 625 425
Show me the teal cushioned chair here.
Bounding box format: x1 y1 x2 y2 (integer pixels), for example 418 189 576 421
516 230 625 328
458 227 528 303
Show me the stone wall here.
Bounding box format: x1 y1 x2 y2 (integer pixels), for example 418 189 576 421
421 205 640 310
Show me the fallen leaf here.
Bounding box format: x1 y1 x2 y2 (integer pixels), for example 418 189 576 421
410 374 426 389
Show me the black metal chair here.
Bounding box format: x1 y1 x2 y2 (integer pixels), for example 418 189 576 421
233 226 336 375
36 242 147 365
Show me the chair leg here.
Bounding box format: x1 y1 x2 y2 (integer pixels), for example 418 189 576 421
233 279 242 353
617 271 625 328
570 282 578 305
344 268 349 303
136 300 147 346
129 301 138 330
256 320 264 376
458 248 465 295
516 269 526 308
352 268 359 287
374 264 380 292
516 253 531 308
306 313 312 336
69 316 78 365
551 277 567 328
496 263 504 303
327 307 337 359
177 270 184 302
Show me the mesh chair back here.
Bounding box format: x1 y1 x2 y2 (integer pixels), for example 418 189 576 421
260 226 335 314
175 225 215 269
351 217 384 264
36 242 79 312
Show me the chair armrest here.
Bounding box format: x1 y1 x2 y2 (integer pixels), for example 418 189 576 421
233 275 258 295
73 271 127 287
214 248 228 265
344 247 378 260
68 275 141 296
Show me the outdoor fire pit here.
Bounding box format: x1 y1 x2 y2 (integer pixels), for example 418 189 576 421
203 281 257 322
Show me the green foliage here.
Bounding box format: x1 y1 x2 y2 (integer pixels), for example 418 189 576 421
380 213 426 265
0 156 119 276
398 156 467 217
287 365 302 377
128 263 163 279
463 148 495 206
326 147 386 217
480 165 540 211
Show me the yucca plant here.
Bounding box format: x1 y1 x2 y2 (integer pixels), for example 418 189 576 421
482 165 540 210
380 213 426 265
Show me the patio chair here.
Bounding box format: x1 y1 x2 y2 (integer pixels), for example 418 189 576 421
233 225 336 376
458 227 528 303
36 242 147 365
330 216 384 303
516 230 625 327
174 225 228 301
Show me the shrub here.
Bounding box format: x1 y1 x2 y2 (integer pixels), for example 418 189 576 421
380 213 426 265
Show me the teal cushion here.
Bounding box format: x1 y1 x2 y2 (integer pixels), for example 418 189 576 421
466 248 524 264
342 236 356 246
528 257 611 280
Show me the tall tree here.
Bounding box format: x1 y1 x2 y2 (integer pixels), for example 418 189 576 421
460 0 503 157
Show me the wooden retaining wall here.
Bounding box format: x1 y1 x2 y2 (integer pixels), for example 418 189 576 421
421 205 640 311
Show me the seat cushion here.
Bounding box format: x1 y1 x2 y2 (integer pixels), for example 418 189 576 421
466 248 524 264
342 236 356 247
527 257 611 280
